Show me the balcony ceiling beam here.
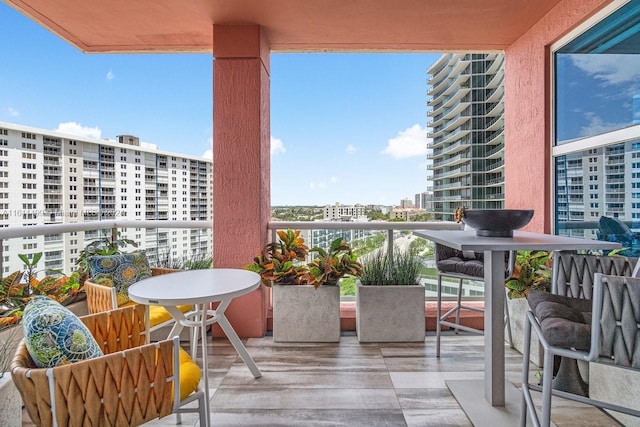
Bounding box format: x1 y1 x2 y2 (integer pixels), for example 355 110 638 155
5 0 565 53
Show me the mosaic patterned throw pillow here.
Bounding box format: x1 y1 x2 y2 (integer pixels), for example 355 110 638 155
22 296 103 368
88 251 151 306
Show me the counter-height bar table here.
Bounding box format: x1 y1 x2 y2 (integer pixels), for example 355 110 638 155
129 269 263 427
413 229 620 426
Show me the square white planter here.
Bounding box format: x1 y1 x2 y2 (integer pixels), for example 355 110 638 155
589 363 640 427
0 375 21 427
356 281 425 342
272 284 340 343
507 297 544 367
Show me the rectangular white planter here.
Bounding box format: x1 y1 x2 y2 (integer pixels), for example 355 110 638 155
356 281 425 342
0 376 21 427
272 284 340 343
589 363 640 427
507 297 544 367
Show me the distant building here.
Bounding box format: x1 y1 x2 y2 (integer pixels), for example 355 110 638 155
400 198 413 209
421 192 433 213
427 53 505 221
414 193 422 209
390 208 425 221
323 202 365 221
0 121 212 275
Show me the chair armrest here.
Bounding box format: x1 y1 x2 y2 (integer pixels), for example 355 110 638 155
11 335 177 426
84 279 117 314
12 307 174 426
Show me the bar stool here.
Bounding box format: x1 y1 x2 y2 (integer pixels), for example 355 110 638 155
435 243 515 357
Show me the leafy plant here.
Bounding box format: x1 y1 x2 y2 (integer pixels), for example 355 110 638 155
307 237 363 288
360 247 422 286
505 250 552 299
245 229 309 287
0 267 82 330
18 252 42 297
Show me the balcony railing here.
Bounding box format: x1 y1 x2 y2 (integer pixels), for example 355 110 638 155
268 221 465 300
0 219 482 302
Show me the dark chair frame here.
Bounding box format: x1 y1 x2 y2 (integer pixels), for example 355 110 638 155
435 243 515 357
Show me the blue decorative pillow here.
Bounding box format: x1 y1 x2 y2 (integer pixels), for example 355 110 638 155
88 251 151 306
22 296 103 368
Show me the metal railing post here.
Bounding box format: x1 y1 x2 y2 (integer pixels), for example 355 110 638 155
387 229 394 263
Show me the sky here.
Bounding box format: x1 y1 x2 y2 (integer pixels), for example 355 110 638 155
0 2 440 206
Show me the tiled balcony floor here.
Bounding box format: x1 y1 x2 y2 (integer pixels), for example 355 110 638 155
22 332 623 426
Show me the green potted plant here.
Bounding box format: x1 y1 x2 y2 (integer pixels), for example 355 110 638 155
356 248 425 342
505 250 551 299
245 229 309 286
0 253 85 332
307 237 363 288
246 230 359 343
504 250 551 365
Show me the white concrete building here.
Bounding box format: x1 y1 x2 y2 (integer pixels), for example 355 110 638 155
323 203 365 221
0 122 212 275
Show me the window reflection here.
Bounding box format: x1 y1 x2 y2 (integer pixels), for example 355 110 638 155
555 53 640 144
554 0 640 254
555 0 640 145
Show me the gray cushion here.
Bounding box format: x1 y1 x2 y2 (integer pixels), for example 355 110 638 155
527 290 592 351
437 256 484 278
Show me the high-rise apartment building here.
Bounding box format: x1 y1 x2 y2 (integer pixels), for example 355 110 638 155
0 122 212 275
426 53 505 221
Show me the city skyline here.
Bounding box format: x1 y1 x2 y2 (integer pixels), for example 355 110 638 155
0 3 439 206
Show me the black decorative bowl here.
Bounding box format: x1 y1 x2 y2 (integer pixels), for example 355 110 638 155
462 209 534 237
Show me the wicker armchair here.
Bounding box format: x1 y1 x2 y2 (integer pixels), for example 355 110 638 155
11 305 206 427
84 267 193 337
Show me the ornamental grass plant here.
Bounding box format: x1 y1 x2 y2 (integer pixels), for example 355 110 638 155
360 247 421 286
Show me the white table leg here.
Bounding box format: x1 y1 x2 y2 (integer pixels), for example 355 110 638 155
162 306 186 339
484 250 506 406
199 305 211 427
216 313 262 378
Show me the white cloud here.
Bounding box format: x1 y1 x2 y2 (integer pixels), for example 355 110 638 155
202 136 213 159
571 55 640 85
580 112 629 137
54 122 101 139
330 176 339 184
271 136 286 155
346 144 358 154
7 107 19 117
309 181 326 189
106 70 115 81
381 124 428 159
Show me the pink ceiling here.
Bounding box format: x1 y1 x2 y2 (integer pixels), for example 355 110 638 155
6 0 566 53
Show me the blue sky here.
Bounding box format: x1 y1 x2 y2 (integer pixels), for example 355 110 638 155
0 2 439 206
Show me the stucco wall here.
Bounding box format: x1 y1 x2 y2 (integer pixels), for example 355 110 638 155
212 25 270 337
504 0 612 233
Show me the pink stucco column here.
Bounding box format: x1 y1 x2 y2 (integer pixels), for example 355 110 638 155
212 25 270 337
504 0 611 233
